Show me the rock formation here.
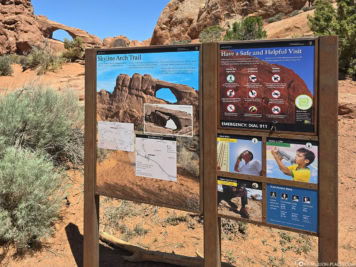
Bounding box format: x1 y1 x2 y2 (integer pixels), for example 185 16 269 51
36 15 102 48
103 35 151 48
97 73 199 135
0 0 44 54
0 0 102 54
151 0 308 45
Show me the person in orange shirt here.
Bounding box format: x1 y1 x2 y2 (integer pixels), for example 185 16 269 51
271 147 315 183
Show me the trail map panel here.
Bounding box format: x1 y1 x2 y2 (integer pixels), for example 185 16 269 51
95 45 201 211
219 40 316 133
136 135 177 182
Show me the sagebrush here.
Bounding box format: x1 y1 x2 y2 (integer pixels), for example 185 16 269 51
62 37 85 61
0 147 67 250
19 44 65 75
199 25 224 42
0 55 13 76
0 87 84 167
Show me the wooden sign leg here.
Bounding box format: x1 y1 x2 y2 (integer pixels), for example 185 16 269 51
84 49 99 267
318 36 338 265
202 42 221 267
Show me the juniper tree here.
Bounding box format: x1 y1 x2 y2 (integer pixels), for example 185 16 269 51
224 16 267 41
308 0 356 78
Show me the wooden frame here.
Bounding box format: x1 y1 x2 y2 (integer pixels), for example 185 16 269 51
202 42 220 267
84 37 338 266
317 36 338 264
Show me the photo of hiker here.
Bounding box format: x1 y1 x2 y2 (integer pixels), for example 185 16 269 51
270 191 277 198
217 177 262 221
217 135 262 176
266 139 318 184
292 195 299 202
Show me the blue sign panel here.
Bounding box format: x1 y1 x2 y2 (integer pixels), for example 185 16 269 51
267 184 318 232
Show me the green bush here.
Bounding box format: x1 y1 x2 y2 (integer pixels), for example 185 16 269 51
19 45 65 75
224 16 267 41
308 0 356 79
0 55 13 76
308 0 337 35
62 37 84 62
0 87 84 167
0 147 67 250
199 25 224 42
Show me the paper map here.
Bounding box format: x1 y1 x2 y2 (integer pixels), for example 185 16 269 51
97 121 135 152
136 135 177 182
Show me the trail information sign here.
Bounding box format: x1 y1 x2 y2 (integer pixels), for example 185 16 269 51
84 37 338 267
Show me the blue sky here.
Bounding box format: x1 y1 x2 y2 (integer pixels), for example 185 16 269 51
32 0 170 42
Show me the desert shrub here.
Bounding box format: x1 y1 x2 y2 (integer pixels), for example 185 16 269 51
0 147 67 250
163 214 187 226
103 200 139 230
170 39 192 45
224 16 267 41
97 148 112 162
177 146 199 178
0 55 13 76
19 45 65 75
9 53 21 64
348 59 356 80
308 0 356 79
133 224 149 236
62 37 84 62
289 10 301 17
303 6 316 12
265 13 285 23
0 87 84 167
199 25 224 42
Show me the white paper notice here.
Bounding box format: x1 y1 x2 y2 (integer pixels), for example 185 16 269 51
97 121 135 152
136 135 177 182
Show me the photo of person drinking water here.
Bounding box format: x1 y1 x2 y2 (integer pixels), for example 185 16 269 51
271 147 315 182
267 138 318 183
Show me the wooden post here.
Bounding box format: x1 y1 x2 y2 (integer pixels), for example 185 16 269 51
318 36 338 264
84 49 100 267
202 42 221 267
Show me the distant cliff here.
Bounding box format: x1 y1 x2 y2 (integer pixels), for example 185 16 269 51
151 0 309 45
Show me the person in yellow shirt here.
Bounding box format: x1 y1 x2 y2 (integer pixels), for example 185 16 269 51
271 147 315 183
